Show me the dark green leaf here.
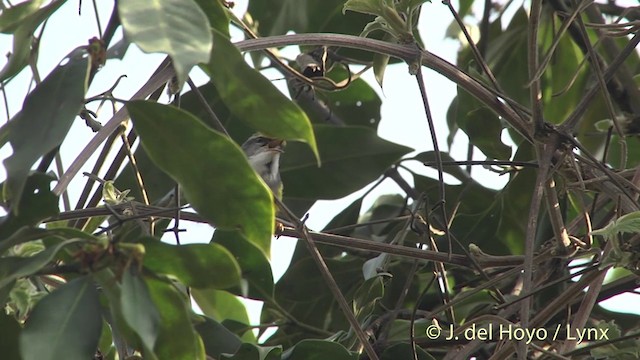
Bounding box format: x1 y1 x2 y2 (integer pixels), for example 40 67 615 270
309 66 382 129
0 311 21 359
284 339 357 360
352 277 384 320
121 269 161 351
205 31 318 158
114 142 175 204
322 198 363 236
248 0 375 38
194 0 230 37
262 257 364 346
211 229 274 300
118 0 212 85
412 151 471 182
127 100 273 255
458 107 511 159
0 173 58 241
142 237 242 289
381 342 436 360
281 125 412 199
20 276 102 360
195 315 243 359
221 343 282 360
2 49 89 210
146 277 205 359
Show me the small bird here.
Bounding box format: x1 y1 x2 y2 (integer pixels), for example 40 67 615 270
241 134 285 199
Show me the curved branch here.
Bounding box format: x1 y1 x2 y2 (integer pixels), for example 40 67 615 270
235 34 533 142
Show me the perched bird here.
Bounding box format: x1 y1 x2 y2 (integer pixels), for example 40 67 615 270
241 134 285 199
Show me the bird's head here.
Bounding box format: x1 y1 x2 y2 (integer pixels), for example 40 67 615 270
241 134 285 198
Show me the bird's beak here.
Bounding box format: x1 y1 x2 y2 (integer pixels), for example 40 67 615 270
267 139 286 152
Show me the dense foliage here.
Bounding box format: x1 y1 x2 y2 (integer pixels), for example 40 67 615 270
1 0 640 359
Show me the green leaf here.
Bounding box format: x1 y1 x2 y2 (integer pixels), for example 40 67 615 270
221 343 282 360
118 0 212 86
2 48 89 211
248 0 376 38
381 343 436 360
322 198 363 237
413 151 472 182
352 277 384 319
193 0 230 38
191 289 250 323
0 311 21 359
0 0 64 81
127 100 273 255
343 0 387 17
373 52 390 88
458 107 511 160
20 276 102 360
0 239 81 290
281 125 412 199
194 316 243 358
211 229 274 300
120 269 161 351
141 237 242 289
0 173 59 241
284 339 357 360
92 269 148 356
205 31 318 160
146 277 205 359
304 66 382 129
0 0 44 33
592 211 640 238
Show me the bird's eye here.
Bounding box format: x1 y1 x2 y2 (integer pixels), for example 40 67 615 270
255 137 269 145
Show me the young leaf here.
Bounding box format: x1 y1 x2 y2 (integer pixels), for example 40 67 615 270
2 48 89 212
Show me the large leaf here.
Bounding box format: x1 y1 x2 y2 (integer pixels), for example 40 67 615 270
281 125 413 200
118 0 212 85
193 0 230 38
146 277 205 359
127 101 273 255
210 229 274 300
191 289 251 325
142 237 242 289
0 311 21 359
120 269 161 352
262 257 364 347
2 48 89 212
204 31 318 159
20 276 102 360
222 343 282 360
194 316 243 358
